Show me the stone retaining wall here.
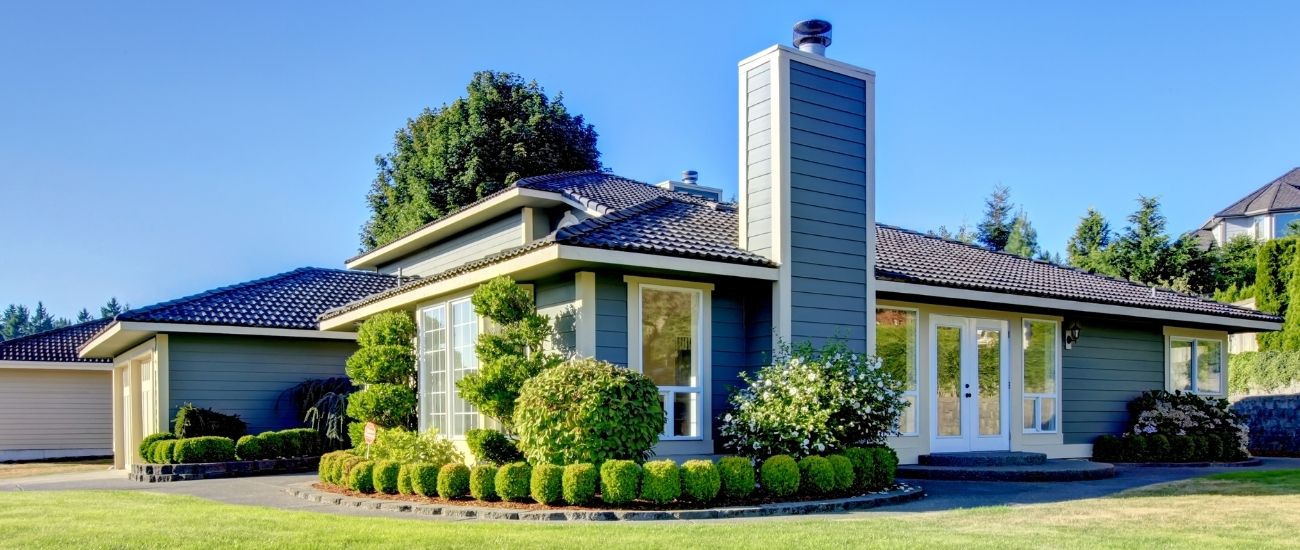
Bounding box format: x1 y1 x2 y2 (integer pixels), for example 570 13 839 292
130 456 319 483
1232 394 1300 456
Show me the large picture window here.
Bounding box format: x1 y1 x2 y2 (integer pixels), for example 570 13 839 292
418 296 482 438
1022 319 1059 433
876 308 918 436
1169 337 1224 395
629 280 708 440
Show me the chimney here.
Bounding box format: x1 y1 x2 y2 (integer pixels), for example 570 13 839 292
682 170 699 185
737 20 876 353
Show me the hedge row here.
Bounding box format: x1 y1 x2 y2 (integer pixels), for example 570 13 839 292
139 434 237 464
1093 433 1248 463
316 447 899 508
235 428 322 460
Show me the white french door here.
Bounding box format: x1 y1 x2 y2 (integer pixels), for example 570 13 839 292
929 315 1010 453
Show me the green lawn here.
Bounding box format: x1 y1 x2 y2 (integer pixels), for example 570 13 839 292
1 470 1298 549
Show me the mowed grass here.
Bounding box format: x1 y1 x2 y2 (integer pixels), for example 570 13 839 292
0 459 111 480
1 470 1298 549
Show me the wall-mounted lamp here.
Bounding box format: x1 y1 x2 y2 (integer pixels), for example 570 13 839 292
1064 322 1082 350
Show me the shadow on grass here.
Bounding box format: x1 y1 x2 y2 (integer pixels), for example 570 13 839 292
1114 468 1300 498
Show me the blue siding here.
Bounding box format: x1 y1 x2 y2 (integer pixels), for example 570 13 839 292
745 62 773 255
787 60 869 352
710 282 773 448
533 274 577 354
593 272 628 366
1061 319 1166 444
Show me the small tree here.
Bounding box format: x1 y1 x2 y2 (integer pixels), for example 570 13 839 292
345 312 418 439
1066 207 1114 274
1003 209 1039 258
976 185 1015 251
457 276 564 431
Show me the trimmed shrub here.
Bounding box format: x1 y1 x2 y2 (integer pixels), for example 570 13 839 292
1126 436 1150 462
356 310 417 348
680 460 721 503
346 383 418 430
717 456 755 499
867 447 899 489
173 403 247 440
1205 434 1225 461
562 463 597 506
319 451 352 484
760 455 799 498
346 461 375 493
640 460 681 505
366 426 462 466
827 454 855 492
844 447 876 490
139 432 176 461
1148 434 1171 462
470 465 498 501
599 460 641 506
495 462 532 502
409 463 440 498
1128 390 1249 459
798 456 836 495
514 358 663 465
236 435 265 461
339 455 367 486
373 460 401 494
172 436 236 464
259 431 286 459
396 463 414 495
1091 435 1122 462
465 429 525 465
437 463 470 499
1191 436 1209 461
346 345 416 385
1169 435 1196 462
281 428 321 457
347 312 417 431
151 439 177 464
531 464 564 505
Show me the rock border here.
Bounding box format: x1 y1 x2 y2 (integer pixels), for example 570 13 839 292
130 456 319 483
285 483 925 521
1105 458 1263 468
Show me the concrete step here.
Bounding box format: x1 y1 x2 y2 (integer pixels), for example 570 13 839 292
898 459 1115 482
919 451 1047 467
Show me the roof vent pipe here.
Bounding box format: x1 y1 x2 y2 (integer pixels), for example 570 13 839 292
682 170 699 185
793 19 832 56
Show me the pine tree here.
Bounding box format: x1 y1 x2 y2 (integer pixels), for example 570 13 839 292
1004 210 1040 258
1066 208 1114 273
76 309 93 323
26 302 55 335
100 297 125 319
976 185 1015 251
1110 196 1170 285
1 305 30 341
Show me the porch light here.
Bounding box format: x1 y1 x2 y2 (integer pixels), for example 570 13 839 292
1064 322 1081 350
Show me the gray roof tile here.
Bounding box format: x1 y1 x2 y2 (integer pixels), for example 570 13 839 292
1215 167 1300 217
0 319 113 363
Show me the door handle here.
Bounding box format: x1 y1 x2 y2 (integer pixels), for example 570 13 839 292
965 393 972 398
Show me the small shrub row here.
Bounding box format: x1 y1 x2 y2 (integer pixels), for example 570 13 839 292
173 403 247 440
1093 433 1248 463
235 428 322 460
140 433 237 464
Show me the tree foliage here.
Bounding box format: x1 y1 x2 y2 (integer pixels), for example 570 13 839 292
976 185 1015 251
1066 207 1113 273
361 71 602 250
344 312 418 431
1003 209 1039 258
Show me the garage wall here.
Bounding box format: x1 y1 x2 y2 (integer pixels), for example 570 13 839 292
0 367 112 460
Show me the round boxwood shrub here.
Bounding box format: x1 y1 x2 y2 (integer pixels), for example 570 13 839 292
345 345 415 385
680 460 721 503
1191 436 1209 461
373 460 401 494
437 463 470 499
151 439 177 464
798 456 836 495
760 455 799 498
396 463 414 495
826 454 855 492
1205 434 1225 461
346 461 375 493
1091 435 1122 462
172 436 236 464
867 447 899 489
717 456 755 499
258 431 286 459
843 448 875 490
1147 434 1171 462
514 358 664 466
317 452 340 483
495 462 532 502
600 460 642 506
562 463 597 506
1169 435 1195 462
409 463 440 497
356 311 416 348
235 435 265 461
139 432 176 461
1126 435 1150 462
640 460 681 505
470 465 498 501
531 464 564 505
346 383 417 430
465 429 525 465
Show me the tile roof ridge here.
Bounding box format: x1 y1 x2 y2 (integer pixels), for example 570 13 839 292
554 195 675 240
118 267 322 321
0 317 111 347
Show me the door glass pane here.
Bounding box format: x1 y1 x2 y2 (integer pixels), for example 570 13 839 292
900 394 917 435
977 329 1002 436
1040 397 1057 432
936 325 963 437
672 392 697 437
641 288 697 387
876 309 917 391
1022 320 1056 395
1170 340 1193 391
1023 398 1036 431
1197 340 1222 393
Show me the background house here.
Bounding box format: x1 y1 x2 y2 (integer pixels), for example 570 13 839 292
1199 167 1300 246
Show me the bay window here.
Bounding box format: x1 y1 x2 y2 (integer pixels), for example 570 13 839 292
1022 319 1059 433
1169 337 1224 395
417 296 483 438
627 277 710 440
875 308 918 436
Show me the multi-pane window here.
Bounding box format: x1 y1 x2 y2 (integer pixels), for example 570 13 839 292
418 297 482 438
1170 338 1224 395
638 284 703 439
875 308 918 436
1022 319 1059 433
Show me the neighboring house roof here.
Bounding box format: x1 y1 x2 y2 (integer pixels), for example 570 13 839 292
0 319 113 363
322 171 1278 325
1212 167 1300 218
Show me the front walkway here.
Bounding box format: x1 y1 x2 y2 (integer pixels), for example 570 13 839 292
3 458 1298 521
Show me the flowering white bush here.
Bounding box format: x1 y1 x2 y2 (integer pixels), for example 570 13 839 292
1129 390 1249 457
719 340 907 458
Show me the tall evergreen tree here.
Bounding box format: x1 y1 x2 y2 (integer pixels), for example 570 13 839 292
1066 208 1114 273
1110 196 1170 285
26 302 55 335
76 309 93 323
100 297 126 319
976 185 1015 251
931 223 976 244
1 305 30 341
362 71 603 250
1004 209 1040 258
1212 235 1259 294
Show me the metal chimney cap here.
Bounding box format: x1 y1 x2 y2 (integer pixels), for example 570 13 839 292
793 19 832 55
682 170 699 184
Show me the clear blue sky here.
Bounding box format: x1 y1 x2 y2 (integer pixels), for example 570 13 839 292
2 2 1298 319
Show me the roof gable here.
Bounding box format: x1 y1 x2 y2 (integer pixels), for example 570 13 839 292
1215 167 1300 217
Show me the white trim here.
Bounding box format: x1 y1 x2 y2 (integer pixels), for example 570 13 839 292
875 306 920 437
1020 318 1061 434
928 315 1011 453
1164 333 1228 396
416 289 490 440
557 246 778 281
0 361 112 371
80 320 357 358
737 44 876 79
877 280 1282 332
574 272 597 357
625 277 713 450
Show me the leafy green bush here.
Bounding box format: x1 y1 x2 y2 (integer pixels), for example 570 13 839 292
866 447 899 489
396 463 414 495
599 460 641 505
465 429 525 465
235 435 264 461
1128 390 1249 458
1092 435 1123 462
640 460 681 505
258 431 286 459
680 460 720 503
798 456 835 495
409 463 439 497
717 456 755 499
319 451 352 484
495 462 532 502
139 432 176 461
1126 436 1150 462
1192 436 1210 460
470 465 498 501
347 312 418 430
1205 434 1225 461
346 461 376 493
1148 434 1171 461
356 311 417 348
173 403 247 440
172 436 236 464
279 428 321 457
373 460 401 494
367 427 462 466
334 454 362 485
843 447 875 490
530 464 564 505
562 463 597 506
514 358 663 465
151 439 177 464
346 346 416 385
827 454 855 492
720 340 907 458
437 464 470 499
760 455 799 498
1169 436 1196 462
346 384 417 430
1229 350 1300 394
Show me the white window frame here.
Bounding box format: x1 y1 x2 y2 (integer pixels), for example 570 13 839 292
625 276 712 442
875 307 919 437
1021 318 1061 434
1167 336 1227 396
416 292 491 440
